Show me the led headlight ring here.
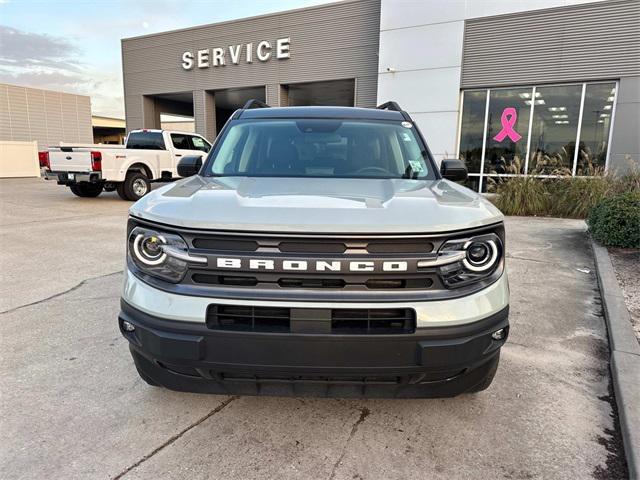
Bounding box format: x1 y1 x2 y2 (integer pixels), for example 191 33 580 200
133 233 167 266
462 239 499 272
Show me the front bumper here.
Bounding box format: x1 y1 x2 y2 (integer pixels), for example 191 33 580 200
43 170 102 184
119 298 509 398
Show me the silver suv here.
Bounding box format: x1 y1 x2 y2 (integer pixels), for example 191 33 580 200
119 101 509 398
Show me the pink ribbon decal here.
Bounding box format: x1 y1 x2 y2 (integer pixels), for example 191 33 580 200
493 107 522 142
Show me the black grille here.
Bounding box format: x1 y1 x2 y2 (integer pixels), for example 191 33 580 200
192 273 259 287
278 278 346 288
192 272 435 290
279 242 347 254
207 305 290 332
332 308 415 334
206 305 416 334
366 241 433 254
192 238 258 251
189 235 434 255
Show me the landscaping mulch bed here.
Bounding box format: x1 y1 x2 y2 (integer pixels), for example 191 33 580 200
609 247 640 342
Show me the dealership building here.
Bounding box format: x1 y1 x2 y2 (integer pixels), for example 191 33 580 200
121 0 639 192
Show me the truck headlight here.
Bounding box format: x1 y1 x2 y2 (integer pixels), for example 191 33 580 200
128 227 204 283
437 233 503 288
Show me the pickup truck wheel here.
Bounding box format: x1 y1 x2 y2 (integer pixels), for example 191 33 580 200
122 172 151 201
69 183 103 198
116 182 128 200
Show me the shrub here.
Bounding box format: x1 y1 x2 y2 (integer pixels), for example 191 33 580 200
490 177 549 216
490 165 640 220
547 176 612 219
587 192 640 248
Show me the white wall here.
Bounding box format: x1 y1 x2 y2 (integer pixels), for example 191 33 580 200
377 0 605 162
0 141 39 178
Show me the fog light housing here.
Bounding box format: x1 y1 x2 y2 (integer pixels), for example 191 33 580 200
491 328 505 340
122 320 136 332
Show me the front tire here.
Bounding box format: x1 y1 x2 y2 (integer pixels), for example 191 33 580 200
121 172 151 201
69 183 103 198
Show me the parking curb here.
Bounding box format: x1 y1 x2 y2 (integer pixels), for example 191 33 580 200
591 240 640 479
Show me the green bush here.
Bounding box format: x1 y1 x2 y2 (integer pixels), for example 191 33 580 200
547 176 612 218
587 192 640 248
490 167 640 220
491 177 549 216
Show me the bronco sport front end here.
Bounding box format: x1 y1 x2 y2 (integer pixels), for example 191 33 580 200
119 101 509 398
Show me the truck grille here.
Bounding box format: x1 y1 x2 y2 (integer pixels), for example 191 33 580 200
207 305 290 332
331 308 415 334
206 305 416 334
192 273 433 290
129 218 504 303
192 235 434 255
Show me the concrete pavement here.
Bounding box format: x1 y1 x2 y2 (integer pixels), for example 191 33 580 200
0 178 627 479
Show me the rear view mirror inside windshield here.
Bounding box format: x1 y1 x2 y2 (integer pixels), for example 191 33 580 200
296 120 342 133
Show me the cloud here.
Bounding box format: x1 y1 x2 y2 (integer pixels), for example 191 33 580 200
0 25 82 72
0 25 124 117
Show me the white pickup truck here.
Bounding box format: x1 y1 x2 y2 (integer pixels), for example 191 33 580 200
40 129 212 201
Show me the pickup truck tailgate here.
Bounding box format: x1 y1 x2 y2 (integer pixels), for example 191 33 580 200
49 149 92 172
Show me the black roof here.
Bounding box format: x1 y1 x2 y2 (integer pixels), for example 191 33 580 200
238 105 407 121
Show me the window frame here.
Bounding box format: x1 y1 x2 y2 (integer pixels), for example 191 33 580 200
457 80 619 192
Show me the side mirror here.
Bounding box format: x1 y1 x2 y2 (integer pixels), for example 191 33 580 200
440 159 467 182
177 155 203 177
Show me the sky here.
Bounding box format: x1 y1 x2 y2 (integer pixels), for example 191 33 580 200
0 0 334 118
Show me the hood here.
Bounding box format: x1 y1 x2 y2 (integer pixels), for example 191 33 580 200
130 176 503 234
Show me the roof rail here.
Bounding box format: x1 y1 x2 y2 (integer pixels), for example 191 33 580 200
376 101 403 112
242 99 270 110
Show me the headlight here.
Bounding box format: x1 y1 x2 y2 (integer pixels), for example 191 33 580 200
436 233 503 288
128 226 205 283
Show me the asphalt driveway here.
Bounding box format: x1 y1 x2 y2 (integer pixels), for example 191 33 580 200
0 178 627 479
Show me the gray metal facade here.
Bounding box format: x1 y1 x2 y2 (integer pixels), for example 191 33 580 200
121 0 381 139
0 83 93 148
461 0 640 172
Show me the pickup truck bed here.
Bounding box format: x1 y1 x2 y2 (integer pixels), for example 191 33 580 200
40 130 211 201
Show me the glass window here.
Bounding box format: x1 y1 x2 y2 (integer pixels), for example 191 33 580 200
190 136 211 152
170 134 191 150
576 83 616 175
207 119 436 179
126 131 165 150
458 90 487 174
484 88 531 175
528 84 582 175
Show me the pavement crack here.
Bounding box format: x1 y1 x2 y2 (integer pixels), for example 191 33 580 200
506 254 559 265
328 406 370 480
0 270 123 315
112 395 239 480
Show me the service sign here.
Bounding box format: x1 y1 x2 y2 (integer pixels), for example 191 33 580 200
181 37 290 70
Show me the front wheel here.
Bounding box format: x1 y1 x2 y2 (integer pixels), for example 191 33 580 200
69 183 103 198
120 172 151 201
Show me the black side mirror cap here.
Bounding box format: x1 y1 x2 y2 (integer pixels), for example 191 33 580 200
177 155 203 177
440 159 468 182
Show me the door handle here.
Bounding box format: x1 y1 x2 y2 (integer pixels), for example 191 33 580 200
175 154 182 157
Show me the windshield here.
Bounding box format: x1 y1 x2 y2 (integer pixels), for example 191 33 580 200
205 119 435 179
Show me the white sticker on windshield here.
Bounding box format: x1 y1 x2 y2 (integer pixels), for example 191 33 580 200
401 121 412 128
409 160 424 173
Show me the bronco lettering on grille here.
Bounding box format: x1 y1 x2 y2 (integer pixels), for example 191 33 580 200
215 258 409 273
